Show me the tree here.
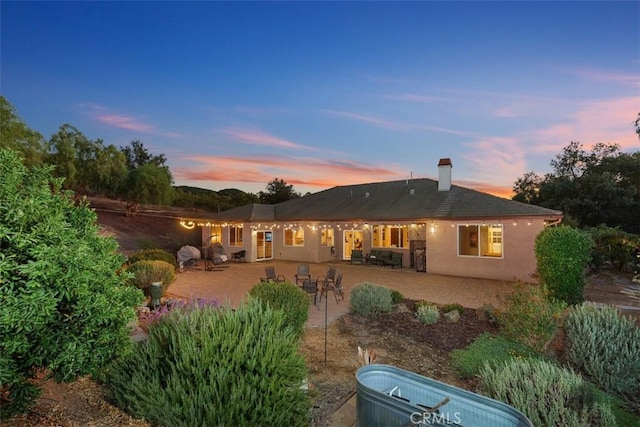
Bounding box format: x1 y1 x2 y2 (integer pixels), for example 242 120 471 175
0 96 46 167
46 124 101 193
122 163 174 216
513 141 640 234
512 171 542 204
117 141 174 216
121 139 167 169
0 149 143 418
93 143 129 198
258 178 301 204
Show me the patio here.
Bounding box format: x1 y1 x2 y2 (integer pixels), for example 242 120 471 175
168 260 516 328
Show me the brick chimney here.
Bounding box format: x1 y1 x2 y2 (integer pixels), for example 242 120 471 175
437 158 452 191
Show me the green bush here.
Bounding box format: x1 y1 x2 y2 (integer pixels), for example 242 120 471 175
534 225 593 305
390 289 404 304
0 149 144 418
127 248 177 268
415 303 439 324
586 226 639 272
349 283 393 317
106 300 310 426
565 302 640 408
127 260 176 295
248 281 310 338
495 283 565 354
450 333 537 378
480 358 615 426
442 303 465 314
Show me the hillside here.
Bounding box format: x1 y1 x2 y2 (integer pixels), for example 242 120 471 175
90 197 202 254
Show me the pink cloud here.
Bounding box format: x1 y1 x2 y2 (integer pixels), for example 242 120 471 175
173 154 403 191
222 128 312 150
82 103 184 138
96 114 155 133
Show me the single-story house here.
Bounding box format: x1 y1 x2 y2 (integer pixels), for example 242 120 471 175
179 159 562 282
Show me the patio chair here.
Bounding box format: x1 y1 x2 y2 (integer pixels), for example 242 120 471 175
301 278 320 309
231 250 246 262
350 250 364 265
324 266 338 287
295 264 311 287
261 266 286 283
319 269 344 304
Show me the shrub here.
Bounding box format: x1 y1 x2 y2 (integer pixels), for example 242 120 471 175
414 299 432 309
248 281 309 338
586 225 639 271
127 260 176 295
480 358 615 426
495 283 565 354
349 283 393 317
0 149 144 418
450 333 537 378
106 300 310 426
415 303 439 325
534 225 593 305
138 297 220 332
127 248 177 268
390 289 404 304
565 302 640 408
442 303 465 314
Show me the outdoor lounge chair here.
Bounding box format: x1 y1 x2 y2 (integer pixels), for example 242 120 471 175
261 266 286 283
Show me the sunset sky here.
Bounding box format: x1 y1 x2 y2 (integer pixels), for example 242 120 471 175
2 1 638 198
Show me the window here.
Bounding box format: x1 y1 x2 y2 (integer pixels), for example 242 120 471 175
321 228 334 246
372 225 408 248
284 228 304 246
458 224 503 258
208 225 222 244
229 226 243 247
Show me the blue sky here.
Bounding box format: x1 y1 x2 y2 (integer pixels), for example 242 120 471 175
2 1 639 197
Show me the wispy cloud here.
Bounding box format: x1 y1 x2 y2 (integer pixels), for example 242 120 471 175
322 109 411 130
555 66 640 87
323 108 477 137
222 128 316 151
383 93 458 103
96 114 155 132
82 104 185 138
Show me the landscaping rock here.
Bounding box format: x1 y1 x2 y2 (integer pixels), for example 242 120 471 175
443 309 460 323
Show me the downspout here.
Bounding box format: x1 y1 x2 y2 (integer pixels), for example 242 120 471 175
544 218 562 228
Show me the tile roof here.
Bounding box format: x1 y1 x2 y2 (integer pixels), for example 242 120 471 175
186 178 561 223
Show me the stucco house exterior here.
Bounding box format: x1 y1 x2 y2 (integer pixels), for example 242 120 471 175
179 159 562 282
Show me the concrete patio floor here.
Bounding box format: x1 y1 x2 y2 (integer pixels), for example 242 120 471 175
169 259 516 328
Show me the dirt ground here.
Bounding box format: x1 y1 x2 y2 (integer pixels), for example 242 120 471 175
4 198 638 426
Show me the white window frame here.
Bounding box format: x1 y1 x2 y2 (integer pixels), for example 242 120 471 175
457 224 504 258
284 228 305 247
229 226 243 247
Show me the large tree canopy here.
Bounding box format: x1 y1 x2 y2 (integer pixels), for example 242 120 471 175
513 141 640 234
258 178 301 204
